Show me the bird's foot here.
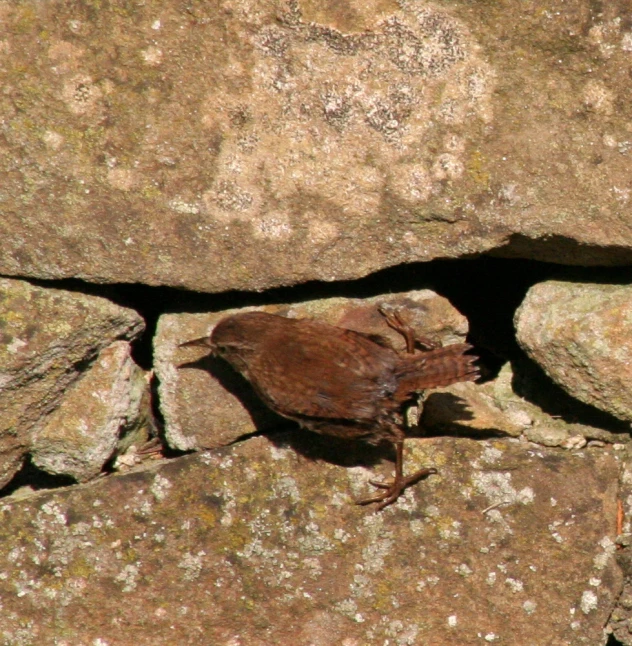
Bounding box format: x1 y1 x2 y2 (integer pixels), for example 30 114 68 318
356 467 437 511
377 304 438 352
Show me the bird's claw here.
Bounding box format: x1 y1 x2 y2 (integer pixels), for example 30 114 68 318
356 467 437 510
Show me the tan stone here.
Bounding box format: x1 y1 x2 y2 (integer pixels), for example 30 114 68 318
0 435 620 645
1 2 632 292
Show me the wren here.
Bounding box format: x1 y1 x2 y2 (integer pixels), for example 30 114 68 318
180 306 479 510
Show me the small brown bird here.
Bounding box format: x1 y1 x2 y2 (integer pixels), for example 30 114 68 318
181 306 478 510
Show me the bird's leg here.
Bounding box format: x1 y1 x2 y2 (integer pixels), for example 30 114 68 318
355 305 439 511
377 304 438 352
355 440 437 511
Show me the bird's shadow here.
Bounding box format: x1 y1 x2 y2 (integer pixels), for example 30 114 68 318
180 359 485 469
268 427 391 470
179 355 288 431
419 391 508 440
180 355 393 469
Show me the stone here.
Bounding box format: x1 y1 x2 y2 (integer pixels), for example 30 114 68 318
422 364 528 438
0 278 144 487
0 434 620 645
515 281 632 422
155 290 470 451
524 424 570 448
607 444 632 644
420 362 630 450
1 2 632 293
31 341 152 482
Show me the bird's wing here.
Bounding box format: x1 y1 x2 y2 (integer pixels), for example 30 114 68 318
246 324 396 421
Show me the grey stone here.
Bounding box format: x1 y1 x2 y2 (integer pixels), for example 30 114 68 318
31 341 151 482
0 277 144 486
515 281 632 422
524 425 570 448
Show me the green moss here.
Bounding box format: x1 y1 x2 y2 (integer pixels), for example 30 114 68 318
82 126 107 150
68 557 94 580
466 150 491 188
373 579 395 611
140 184 162 200
13 7 38 34
123 547 139 562
194 506 219 529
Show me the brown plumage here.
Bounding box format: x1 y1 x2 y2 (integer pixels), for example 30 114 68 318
181 306 478 510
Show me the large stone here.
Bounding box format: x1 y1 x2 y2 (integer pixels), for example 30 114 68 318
0 434 621 645
155 290 470 451
0 278 144 487
1 1 632 293
515 281 632 422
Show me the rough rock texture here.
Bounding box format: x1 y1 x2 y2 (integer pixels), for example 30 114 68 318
607 445 632 644
155 290 470 451
0 435 621 645
2 1 632 640
515 281 632 423
2 1 632 292
423 364 529 439
0 277 144 487
422 362 631 448
30 341 151 482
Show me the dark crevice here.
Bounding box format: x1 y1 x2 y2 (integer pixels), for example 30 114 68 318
19 256 632 374
0 455 77 499
606 632 626 646
492 233 632 266
5 254 632 498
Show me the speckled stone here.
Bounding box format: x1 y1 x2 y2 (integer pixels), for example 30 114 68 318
1 1 632 293
515 281 632 422
0 277 144 487
0 434 620 645
30 341 151 482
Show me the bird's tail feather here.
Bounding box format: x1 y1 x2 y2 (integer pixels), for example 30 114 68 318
394 343 478 401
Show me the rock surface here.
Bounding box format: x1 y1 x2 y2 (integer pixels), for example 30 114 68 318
422 362 631 448
515 281 632 423
1 1 632 641
30 340 151 482
422 364 529 439
2 1 632 292
0 434 621 645
0 278 144 487
607 444 632 644
155 290 470 451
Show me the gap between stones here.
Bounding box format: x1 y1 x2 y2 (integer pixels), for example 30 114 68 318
2 256 631 500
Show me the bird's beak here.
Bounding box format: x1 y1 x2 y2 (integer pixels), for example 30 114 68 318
179 336 214 350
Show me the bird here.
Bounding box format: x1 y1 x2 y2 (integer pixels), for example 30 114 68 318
180 305 479 510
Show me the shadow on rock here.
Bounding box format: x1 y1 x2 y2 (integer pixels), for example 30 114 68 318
179 354 289 432
511 355 631 433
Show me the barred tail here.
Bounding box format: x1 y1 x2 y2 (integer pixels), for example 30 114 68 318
394 343 479 401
